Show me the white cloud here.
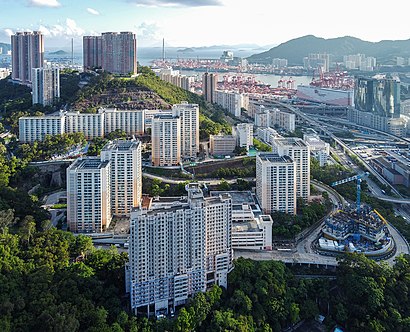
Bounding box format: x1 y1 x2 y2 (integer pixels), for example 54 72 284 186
87 8 100 15
136 22 163 46
36 19 84 38
3 29 13 37
29 0 61 7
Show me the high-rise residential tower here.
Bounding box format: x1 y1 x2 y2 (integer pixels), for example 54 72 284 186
83 32 137 75
11 31 44 84
31 67 60 106
202 72 217 103
271 138 310 200
151 114 181 166
101 140 142 216
67 158 112 233
256 153 296 215
171 102 199 160
129 183 232 316
83 36 102 70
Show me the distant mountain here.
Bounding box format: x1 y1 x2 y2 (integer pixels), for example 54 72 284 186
0 43 11 53
247 35 410 65
177 48 195 53
49 50 68 55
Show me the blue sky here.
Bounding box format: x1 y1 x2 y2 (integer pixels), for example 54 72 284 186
1 0 410 49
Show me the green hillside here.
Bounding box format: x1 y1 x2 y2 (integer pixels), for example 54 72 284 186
247 35 410 65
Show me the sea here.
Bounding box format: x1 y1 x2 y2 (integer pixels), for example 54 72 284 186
1 47 313 87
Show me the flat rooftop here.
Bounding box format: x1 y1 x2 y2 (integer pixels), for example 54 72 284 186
71 158 110 170
257 153 293 163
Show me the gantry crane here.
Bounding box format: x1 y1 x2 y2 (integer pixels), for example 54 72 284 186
331 172 369 213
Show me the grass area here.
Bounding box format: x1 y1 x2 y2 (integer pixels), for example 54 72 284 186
51 203 67 209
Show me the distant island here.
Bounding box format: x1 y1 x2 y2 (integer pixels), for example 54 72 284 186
49 50 68 55
177 48 195 53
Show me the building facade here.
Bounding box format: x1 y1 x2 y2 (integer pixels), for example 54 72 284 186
11 31 44 84
31 67 60 106
101 140 142 216
236 123 253 150
18 108 145 142
83 32 137 75
83 36 102 70
151 114 181 166
256 153 296 214
202 72 217 103
209 134 237 156
271 138 310 200
172 102 199 160
19 114 65 143
129 184 232 316
67 158 111 233
213 90 244 117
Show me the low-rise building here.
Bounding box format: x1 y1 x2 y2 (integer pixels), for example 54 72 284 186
209 134 237 156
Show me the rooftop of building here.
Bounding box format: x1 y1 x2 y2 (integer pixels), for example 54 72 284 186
102 139 140 152
70 157 110 170
274 137 307 147
210 190 255 206
257 153 293 163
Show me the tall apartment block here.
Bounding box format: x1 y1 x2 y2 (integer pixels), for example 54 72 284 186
271 138 310 199
67 158 112 233
129 183 232 316
236 123 253 150
83 32 137 75
171 102 199 160
256 153 296 214
151 114 181 166
101 140 142 216
11 31 44 84
213 90 245 117
202 72 217 103
31 67 60 106
83 36 102 70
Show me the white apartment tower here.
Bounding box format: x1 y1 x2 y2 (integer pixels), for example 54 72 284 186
31 67 60 106
271 138 310 199
129 184 232 315
67 158 112 233
101 140 142 216
256 153 296 215
151 114 181 166
172 102 199 160
236 123 253 150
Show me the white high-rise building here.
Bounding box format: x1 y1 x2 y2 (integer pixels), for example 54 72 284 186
101 140 142 216
213 90 245 117
271 138 310 200
129 184 232 316
151 114 181 166
254 107 295 132
31 67 60 106
256 153 296 214
303 132 330 167
236 123 253 150
172 102 199 160
103 108 145 136
67 158 111 233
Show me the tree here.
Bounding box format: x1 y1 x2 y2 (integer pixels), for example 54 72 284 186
0 209 15 234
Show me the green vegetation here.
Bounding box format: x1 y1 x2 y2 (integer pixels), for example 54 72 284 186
142 178 192 197
51 203 67 209
16 132 86 163
271 200 328 239
253 138 271 152
334 131 355 139
194 157 256 179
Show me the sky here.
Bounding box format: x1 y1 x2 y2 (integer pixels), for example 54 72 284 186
0 0 410 49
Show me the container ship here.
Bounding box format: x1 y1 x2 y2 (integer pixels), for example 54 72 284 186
296 70 354 106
